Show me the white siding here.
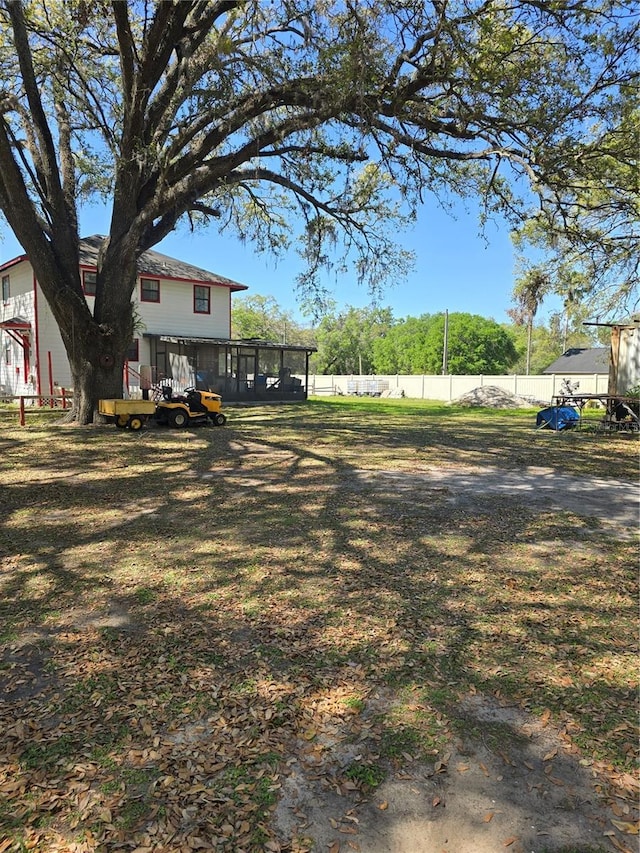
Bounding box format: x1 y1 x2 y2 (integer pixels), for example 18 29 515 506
36 282 73 391
135 278 231 338
0 260 37 396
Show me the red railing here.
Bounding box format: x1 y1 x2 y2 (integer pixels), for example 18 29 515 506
1 392 73 426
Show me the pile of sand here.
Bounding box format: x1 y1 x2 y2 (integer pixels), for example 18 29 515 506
452 385 540 409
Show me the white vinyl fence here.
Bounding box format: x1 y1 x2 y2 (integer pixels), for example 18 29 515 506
305 373 610 404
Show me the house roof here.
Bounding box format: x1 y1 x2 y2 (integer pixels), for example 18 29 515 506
79 235 248 291
0 235 248 292
543 347 610 374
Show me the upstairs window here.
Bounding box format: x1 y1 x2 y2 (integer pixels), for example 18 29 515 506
141 278 160 302
2 275 9 302
83 270 97 296
194 285 211 314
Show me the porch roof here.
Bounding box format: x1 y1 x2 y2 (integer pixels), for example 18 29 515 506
147 333 316 353
0 316 31 330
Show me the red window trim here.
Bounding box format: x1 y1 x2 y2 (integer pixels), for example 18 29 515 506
194 284 211 314
140 277 161 303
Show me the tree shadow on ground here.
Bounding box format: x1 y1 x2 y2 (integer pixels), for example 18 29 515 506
0 409 637 852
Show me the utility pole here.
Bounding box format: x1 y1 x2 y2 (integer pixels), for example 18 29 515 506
442 310 449 375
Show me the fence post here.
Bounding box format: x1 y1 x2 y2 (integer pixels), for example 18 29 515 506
19 396 25 426
47 351 54 407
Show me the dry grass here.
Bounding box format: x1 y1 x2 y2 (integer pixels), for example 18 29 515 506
0 398 637 852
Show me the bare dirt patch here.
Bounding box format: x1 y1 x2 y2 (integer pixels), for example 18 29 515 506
274 688 623 853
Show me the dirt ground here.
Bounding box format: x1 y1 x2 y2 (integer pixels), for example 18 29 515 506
273 465 639 853
275 691 618 853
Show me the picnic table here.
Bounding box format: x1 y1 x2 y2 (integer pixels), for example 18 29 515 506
552 393 639 432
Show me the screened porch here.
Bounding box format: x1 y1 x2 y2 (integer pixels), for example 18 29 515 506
144 334 316 402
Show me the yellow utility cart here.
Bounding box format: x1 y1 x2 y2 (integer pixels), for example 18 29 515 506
98 398 158 431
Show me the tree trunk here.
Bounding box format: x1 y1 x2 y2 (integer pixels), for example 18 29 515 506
56 313 135 424
42 261 138 424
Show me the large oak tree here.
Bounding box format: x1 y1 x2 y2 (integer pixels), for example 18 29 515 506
0 0 637 422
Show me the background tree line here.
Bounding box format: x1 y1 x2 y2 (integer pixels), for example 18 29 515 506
232 295 607 376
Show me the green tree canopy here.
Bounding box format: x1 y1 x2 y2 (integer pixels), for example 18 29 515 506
372 313 518 374
312 306 394 374
231 294 311 346
371 315 433 374
512 96 639 320
0 0 636 421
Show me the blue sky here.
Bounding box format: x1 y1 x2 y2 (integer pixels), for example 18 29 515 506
0 197 563 327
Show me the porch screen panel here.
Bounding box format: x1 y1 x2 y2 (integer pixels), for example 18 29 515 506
194 344 221 389
258 349 281 376
282 350 306 375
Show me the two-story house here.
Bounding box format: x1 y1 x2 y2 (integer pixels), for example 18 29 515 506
0 235 314 402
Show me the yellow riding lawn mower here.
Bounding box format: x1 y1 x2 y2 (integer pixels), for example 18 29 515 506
155 386 227 428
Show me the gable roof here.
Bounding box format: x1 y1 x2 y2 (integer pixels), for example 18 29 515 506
543 347 610 374
79 235 248 291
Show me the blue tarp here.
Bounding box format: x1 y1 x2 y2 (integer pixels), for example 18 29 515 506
536 406 580 431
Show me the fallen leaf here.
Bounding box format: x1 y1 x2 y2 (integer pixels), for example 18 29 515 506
543 748 558 761
503 837 519 847
609 837 635 853
483 812 494 823
377 801 388 811
611 819 640 835
328 843 340 853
